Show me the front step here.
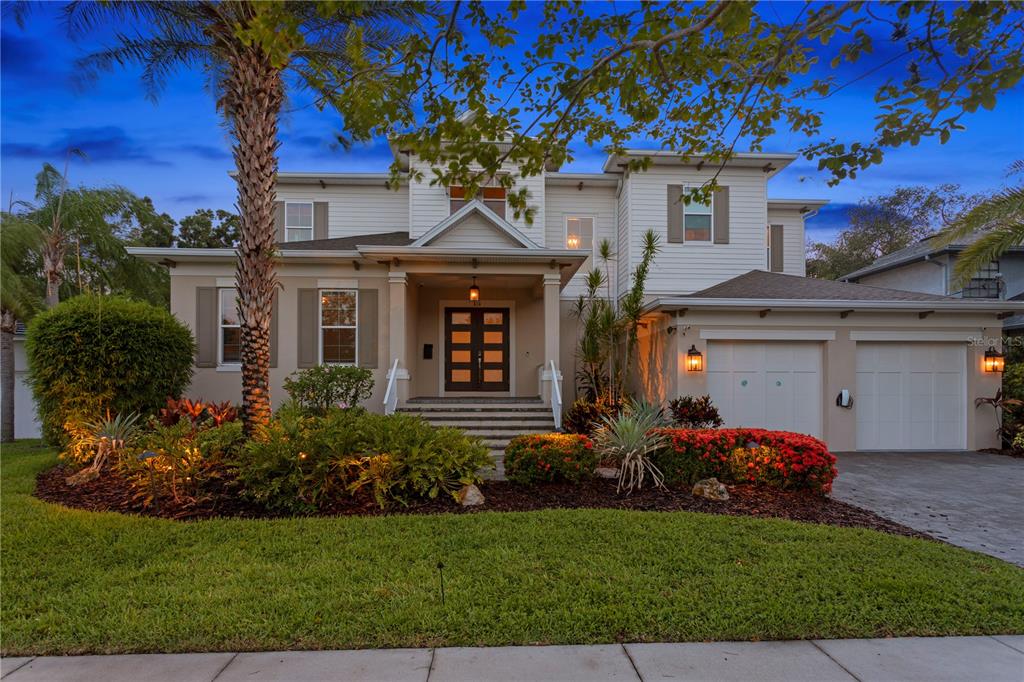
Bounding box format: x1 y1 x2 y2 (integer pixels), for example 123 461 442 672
399 398 557 478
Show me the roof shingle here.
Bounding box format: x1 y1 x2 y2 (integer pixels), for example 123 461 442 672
686 270 952 302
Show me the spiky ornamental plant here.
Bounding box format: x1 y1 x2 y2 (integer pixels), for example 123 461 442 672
54 1 424 434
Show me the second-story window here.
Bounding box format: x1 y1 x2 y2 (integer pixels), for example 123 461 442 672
219 288 241 365
683 187 713 241
962 260 1001 299
285 201 313 242
449 185 507 219
565 217 594 254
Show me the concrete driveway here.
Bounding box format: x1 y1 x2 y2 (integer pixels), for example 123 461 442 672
832 451 1024 566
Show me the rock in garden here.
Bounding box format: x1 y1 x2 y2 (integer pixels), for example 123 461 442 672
692 477 729 501
596 467 620 479
458 484 485 506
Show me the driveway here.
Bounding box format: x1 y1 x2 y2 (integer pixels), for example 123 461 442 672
832 451 1024 566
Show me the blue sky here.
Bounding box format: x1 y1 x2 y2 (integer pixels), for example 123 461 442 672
2 2 1022 243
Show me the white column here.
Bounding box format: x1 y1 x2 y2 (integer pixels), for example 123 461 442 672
388 271 410 402
541 272 562 406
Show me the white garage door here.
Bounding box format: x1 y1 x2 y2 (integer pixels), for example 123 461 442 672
707 341 823 438
855 343 965 450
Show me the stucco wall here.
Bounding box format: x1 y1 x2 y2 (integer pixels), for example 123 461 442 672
169 261 391 412
633 308 1003 452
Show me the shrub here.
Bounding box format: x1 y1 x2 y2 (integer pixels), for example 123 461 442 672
122 420 244 508
234 410 492 512
668 395 723 429
25 295 194 445
592 399 669 494
282 365 374 414
563 394 621 436
504 433 597 485
159 397 238 427
654 428 837 494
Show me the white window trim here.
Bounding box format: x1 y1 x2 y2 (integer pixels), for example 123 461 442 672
765 224 772 270
218 287 241 368
564 215 597 258
683 185 714 243
318 288 358 366
285 200 314 242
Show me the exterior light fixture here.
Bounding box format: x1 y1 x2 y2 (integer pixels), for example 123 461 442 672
567 234 580 249
686 344 703 372
984 346 1005 373
468 276 480 302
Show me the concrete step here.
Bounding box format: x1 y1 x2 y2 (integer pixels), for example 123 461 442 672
411 414 554 423
398 406 551 414
406 397 542 405
422 421 553 430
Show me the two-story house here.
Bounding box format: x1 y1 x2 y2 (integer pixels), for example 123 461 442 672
840 232 1024 332
130 148 1021 453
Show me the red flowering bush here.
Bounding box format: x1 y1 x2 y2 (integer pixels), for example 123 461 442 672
653 428 837 494
504 433 598 485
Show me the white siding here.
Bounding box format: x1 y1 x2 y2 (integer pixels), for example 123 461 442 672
275 183 408 238
617 177 631 297
766 206 808 277
544 184 618 298
625 166 769 295
407 157 544 239
428 213 521 248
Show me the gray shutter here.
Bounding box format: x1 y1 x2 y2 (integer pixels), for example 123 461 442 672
713 186 730 244
357 289 379 369
667 185 684 243
195 287 218 368
269 290 279 368
314 202 329 241
297 288 318 368
770 224 785 272
274 202 285 243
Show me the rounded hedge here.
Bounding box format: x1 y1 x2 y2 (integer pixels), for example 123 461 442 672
26 295 194 444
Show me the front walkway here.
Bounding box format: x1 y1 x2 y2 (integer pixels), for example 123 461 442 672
832 451 1024 566
3 636 1023 681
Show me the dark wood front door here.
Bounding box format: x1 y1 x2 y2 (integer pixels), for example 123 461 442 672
444 308 510 391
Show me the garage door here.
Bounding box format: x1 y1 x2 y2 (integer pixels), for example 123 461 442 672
707 341 823 438
855 343 965 450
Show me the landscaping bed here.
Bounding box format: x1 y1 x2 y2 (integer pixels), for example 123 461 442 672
36 462 926 538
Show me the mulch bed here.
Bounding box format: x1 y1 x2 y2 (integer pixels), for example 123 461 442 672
979 447 1024 459
34 465 929 539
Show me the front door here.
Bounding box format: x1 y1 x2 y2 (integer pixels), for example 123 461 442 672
444 308 510 391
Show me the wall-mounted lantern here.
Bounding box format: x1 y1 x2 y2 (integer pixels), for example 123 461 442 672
984 346 1005 373
468 276 481 302
686 344 703 372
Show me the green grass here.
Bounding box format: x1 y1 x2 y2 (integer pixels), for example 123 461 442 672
2 441 1022 655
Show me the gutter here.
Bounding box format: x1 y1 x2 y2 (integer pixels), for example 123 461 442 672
644 296 1024 315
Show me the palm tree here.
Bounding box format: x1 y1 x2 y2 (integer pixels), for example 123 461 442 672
56 2 421 433
0 216 44 442
936 160 1024 289
13 161 138 307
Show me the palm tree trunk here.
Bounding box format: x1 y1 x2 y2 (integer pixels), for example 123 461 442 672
1 309 16 442
42 238 64 308
226 44 283 434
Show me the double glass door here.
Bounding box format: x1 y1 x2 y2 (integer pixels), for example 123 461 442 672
444 308 510 391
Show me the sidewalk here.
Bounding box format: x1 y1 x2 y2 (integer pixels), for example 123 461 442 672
2 635 1022 681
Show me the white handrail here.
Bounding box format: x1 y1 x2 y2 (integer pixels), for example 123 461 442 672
383 358 400 415
548 359 562 430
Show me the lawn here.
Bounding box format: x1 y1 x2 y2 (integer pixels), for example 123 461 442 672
2 440 1022 655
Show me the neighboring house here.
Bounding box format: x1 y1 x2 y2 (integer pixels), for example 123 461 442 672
11 322 42 439
840 232 1024 331
128 148 1023 453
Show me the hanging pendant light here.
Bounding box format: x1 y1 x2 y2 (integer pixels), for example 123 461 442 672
468 276 481 302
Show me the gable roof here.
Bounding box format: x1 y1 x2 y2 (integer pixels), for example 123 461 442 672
841 231 1024 281
687 270 951 302
411 200 540 248
278 231 413 251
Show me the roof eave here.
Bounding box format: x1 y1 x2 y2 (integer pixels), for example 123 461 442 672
644 296 1024 314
